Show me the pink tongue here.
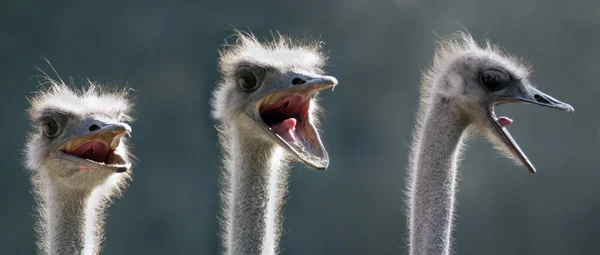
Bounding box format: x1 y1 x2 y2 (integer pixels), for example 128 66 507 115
272 118 297 143
497 117 513 128
69 141 109 163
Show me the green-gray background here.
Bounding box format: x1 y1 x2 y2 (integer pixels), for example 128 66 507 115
1 0 598 254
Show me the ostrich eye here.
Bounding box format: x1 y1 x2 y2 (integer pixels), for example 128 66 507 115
42 118 60 138
480 69 509 91
238 70 259 91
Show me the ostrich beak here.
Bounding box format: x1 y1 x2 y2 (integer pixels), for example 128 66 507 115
252 73 338 170
488 87 573 174
57 122 132 172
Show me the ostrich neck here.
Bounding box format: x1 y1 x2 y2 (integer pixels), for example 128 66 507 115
224 125 289 255
408 96 469 255
36 173 106 255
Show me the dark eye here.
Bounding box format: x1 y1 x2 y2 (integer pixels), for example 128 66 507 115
238 70 259 91
42 118 60 138
480 70 509 91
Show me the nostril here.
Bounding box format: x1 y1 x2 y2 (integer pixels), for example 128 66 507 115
291 78 306 86
89 124 101 132
533 94 550 104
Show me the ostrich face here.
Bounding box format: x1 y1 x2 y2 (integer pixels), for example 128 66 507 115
214 33 338 169
26 84 133 189
442 53 573 173
232 63 337 170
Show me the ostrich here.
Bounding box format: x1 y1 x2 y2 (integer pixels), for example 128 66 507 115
211 31 338 255
25 75 134 255
405 33 573 255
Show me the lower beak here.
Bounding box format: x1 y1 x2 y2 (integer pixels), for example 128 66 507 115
489 117 536 173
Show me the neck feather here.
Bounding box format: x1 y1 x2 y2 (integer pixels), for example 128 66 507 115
407 95 469 255
220 124 290 255
33 171 115 255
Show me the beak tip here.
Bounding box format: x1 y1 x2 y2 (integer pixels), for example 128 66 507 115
567 105 575 113
318 76 338 89
329 77 339 86
557 102 575 112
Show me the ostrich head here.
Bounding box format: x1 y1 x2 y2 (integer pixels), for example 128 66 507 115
425 33 573 173
25 78 134 190
212 31 338 170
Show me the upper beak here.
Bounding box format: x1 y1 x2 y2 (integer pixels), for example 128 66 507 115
490 87 574 174
97 123 132 135
297 75 338 90
58 122 132 151
497 87 574 112
266 73 338 96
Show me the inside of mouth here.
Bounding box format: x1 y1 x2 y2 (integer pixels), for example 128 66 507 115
259 94 310 144
63 140 125 165
491 105 514 128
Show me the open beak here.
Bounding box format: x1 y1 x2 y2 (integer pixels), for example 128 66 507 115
249 73 338 170
488 87 574 173
57 123 132 173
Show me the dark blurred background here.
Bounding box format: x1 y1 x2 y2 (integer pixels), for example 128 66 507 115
1 0 598 254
